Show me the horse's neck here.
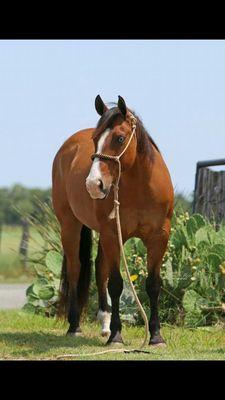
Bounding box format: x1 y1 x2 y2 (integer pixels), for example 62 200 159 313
134 149 155 179
122 150 156 189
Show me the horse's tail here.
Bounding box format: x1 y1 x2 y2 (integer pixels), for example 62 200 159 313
78 225 92 312
57 225 92 319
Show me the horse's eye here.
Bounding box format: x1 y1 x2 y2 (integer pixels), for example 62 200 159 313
118 136 125 144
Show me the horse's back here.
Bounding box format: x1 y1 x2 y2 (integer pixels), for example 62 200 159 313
52 128 99 229
151 147 174 203
149 147 174 222
53 127 94 175
53 127 93 163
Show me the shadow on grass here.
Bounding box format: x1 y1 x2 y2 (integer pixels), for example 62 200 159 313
0 331 104 357
198 348 225 355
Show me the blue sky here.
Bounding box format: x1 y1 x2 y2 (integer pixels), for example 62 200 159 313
1 40 225 197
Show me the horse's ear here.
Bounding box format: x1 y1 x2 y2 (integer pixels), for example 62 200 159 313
118 95 127 117
95 95 108 116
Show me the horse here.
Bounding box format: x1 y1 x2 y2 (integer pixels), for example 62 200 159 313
52 95 174 346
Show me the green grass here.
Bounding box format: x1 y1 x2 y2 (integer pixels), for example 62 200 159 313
0 225 44 283
0 310 224 360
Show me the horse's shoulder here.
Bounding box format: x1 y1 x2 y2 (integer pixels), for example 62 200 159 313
56 128 94 154
65 128 94 145
52 128 94 172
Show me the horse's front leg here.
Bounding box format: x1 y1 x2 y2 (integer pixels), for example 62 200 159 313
144 219 171 346
100 231 124 345
95 241 111 337
59 212 83 336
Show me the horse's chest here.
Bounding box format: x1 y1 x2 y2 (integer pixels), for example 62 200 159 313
121 206 153 238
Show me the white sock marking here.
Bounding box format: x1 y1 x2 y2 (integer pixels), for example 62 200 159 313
97 310 111 334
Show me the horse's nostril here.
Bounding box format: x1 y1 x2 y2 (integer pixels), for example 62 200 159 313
97 179 104 192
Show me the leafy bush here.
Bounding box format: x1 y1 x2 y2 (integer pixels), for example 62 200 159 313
124 212 225 327
23 200 225 328
22 200 62 316
161 212 225 327
23 250 62 316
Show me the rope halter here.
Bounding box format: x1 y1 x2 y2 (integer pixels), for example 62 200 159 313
91 112 137 219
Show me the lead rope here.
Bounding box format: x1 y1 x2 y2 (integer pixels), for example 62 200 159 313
112 168 149 349
57 115 150 359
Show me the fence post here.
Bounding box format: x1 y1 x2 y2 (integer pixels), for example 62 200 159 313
193 159 225 224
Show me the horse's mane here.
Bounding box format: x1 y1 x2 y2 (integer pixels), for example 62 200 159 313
94 105 160 159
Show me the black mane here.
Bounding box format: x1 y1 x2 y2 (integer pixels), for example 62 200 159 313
95 105 160 158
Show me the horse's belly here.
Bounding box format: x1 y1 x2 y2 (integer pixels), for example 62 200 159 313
121 204 169 240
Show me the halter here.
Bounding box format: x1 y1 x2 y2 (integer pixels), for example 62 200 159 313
91 112 137 219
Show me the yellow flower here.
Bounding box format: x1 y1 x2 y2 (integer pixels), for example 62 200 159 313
194 258 201 265
185 212 190 220
219 265 225 275
130 274 138 282
135 256 143 264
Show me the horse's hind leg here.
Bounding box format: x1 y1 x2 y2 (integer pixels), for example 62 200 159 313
95 242 111 337
144 219 171 346
58 210 83 336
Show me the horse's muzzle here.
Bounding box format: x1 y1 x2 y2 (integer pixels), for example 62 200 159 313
85 177 110 200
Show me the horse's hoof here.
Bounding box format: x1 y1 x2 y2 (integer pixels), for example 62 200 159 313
150 341 167 348
106 331 124 345
101 330 110 337
66 327 83 337
149 334 166 347
107 341 124 348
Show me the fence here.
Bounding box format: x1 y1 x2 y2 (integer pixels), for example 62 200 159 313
193 159 225 224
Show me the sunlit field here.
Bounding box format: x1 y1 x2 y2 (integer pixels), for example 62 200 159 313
0 310 224 360
0 225 44 282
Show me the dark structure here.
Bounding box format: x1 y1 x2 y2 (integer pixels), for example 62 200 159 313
19 218 29 269
193 159 225 224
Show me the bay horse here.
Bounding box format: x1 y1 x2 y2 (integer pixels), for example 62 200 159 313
52 95 174 346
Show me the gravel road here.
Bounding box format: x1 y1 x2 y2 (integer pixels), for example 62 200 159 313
0 284 27 309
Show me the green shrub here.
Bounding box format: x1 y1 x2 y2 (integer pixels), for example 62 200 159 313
23 200 225 328
22 200 62 316
23 250 62 316
162 212 225 326
116 212 225 327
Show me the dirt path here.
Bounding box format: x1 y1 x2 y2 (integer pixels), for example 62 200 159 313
0 284 27 309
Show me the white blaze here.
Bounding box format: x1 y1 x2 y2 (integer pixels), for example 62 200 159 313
87 128 110 181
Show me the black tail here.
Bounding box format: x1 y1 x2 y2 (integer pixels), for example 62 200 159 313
77 225 92 312
57 225 92 319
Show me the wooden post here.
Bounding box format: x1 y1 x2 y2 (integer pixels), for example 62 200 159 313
193 159 225 225
19 218 30 269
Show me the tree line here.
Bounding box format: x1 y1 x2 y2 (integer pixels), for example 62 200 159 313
0 184 51 226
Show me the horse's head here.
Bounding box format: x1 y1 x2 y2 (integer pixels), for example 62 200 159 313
86 95 137 200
